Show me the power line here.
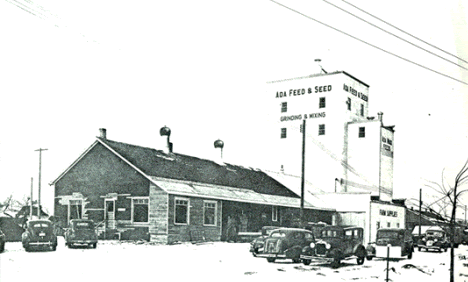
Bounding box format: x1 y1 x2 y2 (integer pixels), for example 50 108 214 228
341 0 468 65
322 0 468 71
269 0 468 86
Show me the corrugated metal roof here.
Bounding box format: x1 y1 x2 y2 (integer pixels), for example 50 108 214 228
150 177 334 211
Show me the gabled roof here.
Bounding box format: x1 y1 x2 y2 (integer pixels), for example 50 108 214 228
51 137 336 211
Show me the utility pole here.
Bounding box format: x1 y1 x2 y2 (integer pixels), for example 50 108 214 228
419 188 422 240
35 148 48 218
300 119 306 227
30 177 33 219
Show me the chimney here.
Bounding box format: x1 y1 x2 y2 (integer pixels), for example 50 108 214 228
99 128 107 139
280 165 284 174
377 112 383 123
213 139 225 165
159 126 172 154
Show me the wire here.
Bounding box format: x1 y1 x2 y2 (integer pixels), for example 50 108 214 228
341 0 468 65
269 0 468 86
322 0 468 71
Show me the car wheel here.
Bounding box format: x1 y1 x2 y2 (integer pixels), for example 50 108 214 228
267 258 276 263
366 256 373 261
292 258 301 263
357 256 365 265
407 250 413 259
331 257 341 268
24 245 31 252
302 259 311 265
92 243 97 249
51 245 57 251
418 247 422 252
444 248 447 252
0 243 4 253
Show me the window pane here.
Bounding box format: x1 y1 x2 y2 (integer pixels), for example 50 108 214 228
204 202 216 225
281 102 287 113
281 128 287 139
175 200 188 224
134 204 148 223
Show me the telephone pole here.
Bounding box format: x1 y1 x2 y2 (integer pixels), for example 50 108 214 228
300 119 306 227
35 148 48 218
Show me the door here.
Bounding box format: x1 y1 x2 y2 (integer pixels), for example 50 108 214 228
105 200 116 229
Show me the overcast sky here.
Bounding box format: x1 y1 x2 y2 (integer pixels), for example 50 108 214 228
1 0 467 217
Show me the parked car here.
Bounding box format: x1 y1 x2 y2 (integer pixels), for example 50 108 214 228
249 226 280 257
256 228 315 263
65 219 98 248
300 226 367 268
22 219 58 252
366 228 413 260
417 227 449 252
0 228 5 253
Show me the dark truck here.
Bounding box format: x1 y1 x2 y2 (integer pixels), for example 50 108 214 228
65 219 98 248
366 228 414 260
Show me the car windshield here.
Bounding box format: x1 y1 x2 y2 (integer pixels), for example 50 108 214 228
427 231 444 237
321 229 341 238
270 231 286 238
74 222 93 229
377 231 402 239
31 223 50 228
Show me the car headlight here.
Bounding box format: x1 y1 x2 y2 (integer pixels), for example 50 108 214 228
326 243 331 249
434 239 438 242
310 242 315 248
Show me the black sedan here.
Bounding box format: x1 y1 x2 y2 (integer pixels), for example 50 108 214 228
22 219 58 252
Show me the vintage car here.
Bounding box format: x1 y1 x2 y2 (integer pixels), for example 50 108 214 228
300 226 367 268
0 228 5 253
22 219 58 252
417 227 449 252
65 219 98 248
366 228 413 260
249 226 280 257
256 228 315 263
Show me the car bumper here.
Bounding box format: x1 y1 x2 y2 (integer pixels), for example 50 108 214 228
28 241 55 246
418 244 444 250
300 254 334 262
256 253 287 259
68 239 97 244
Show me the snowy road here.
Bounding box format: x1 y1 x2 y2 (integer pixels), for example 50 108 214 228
0 237 464 282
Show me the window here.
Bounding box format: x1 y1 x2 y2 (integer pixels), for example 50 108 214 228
175 198 189 224
359 127 365 138
203 201 217 226
318 124 325 136
281 102 287 113
69 199 83 220
280 128 287 139
380 209 386 216
132 198 149 223
397 223 400 228
387 139 393 145
377 222 380 229
319 97 326 108
347 97 351 110
272 206 278 222
387 222 391 228
345 230 353 239
360 104 364 116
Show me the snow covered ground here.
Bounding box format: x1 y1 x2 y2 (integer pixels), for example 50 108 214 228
0 237 465 282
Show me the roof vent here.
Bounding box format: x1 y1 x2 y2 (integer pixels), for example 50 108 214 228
160 126 173 153
99 128 107 139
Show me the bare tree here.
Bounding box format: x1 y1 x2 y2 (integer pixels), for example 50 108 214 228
424 160 468 282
